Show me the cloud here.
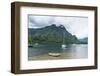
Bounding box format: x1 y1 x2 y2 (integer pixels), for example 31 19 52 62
28 15 88 39
28 16 55 28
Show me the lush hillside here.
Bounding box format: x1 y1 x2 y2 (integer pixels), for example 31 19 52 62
79 37 88 44
28 24 80 44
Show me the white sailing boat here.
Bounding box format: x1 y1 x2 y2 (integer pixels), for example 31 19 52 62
62 44 67 48
61 31 67 49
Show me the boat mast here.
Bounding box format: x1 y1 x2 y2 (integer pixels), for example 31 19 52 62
62 31 65 44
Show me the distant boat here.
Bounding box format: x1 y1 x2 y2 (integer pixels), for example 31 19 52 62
61 31 67 49
32 43 39 47
28 44 33 47
62 44 67 48
28 43 39 48
34 43 39 46
48 53 61 57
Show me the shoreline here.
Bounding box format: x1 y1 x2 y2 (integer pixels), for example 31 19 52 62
28 52 88 61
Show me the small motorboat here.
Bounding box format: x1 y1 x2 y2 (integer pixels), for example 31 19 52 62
48 53 61 57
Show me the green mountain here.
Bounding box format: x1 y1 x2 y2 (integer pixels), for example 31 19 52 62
79 37 88 44
28 24 80 44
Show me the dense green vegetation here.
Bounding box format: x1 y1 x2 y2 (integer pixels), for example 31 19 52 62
28 36 33 44
28 24 87 44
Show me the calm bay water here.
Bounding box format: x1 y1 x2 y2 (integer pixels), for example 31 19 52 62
28 44 88 60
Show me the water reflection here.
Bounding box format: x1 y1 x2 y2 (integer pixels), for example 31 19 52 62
28 44 88 60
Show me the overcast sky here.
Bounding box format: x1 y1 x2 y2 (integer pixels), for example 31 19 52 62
28 15 88 39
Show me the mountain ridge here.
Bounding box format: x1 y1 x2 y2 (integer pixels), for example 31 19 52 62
28 24 87 44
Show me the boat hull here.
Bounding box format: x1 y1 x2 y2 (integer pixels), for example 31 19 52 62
48 53 61 57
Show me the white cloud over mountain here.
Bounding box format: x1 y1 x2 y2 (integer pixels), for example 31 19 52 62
28 15 88 39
